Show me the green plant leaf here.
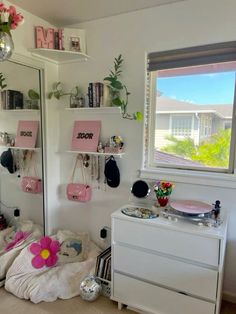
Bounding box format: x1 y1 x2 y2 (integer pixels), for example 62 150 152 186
135 111 143 121
48 92 53 99
28 89 40 100
112 97 123 106
54 91 61 99
110 80 123 90
104 77 115 82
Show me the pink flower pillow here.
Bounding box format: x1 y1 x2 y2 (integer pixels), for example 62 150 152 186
4 231 31 252
29 236 60 269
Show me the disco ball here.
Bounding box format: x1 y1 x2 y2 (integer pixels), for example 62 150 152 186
80 275 102 302
0 32 14 61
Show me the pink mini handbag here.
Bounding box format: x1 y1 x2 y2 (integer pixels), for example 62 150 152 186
66 154 92 202
20 151 42 194
21 176 42 194
66 183 91 202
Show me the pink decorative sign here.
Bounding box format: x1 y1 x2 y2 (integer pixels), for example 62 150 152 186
35 26 54 49
71 121 101 152
15 120 39 148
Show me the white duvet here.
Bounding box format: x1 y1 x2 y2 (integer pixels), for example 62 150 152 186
5 240 101 303
0 221 42 287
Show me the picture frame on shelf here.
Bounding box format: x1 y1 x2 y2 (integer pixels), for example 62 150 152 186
70 37 81 52
71 120 101 152
15 120 39 148
63 28 86 54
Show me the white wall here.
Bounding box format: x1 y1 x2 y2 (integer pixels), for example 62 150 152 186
58 0 236 298
4 0 236 299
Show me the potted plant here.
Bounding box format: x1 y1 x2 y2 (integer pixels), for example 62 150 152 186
154 181 174 207
104 54 142 121
27 89 40 109
48 82 83 108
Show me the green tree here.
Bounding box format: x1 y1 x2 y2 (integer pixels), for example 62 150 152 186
191 129 230 167
162 136 196 159
161 129 231 168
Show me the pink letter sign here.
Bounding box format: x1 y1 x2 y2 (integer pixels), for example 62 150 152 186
71 121 101 152
35 26 54 49
15 121 39 148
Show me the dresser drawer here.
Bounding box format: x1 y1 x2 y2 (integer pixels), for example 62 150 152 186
113 218 219 266
113 244 218 301
113 272 215 314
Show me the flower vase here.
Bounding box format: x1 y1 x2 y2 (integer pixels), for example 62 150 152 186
157 196 169 207
0 31 14 61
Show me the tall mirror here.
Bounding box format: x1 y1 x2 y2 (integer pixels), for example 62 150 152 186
0 57 45 285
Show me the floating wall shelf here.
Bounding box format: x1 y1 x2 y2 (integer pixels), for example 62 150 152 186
29 48 90 64
0 146 40 151
64 107 121 114
65 150 125 158
0 109 39 112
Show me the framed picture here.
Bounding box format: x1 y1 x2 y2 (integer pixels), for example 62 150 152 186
70 36 80 52
15 120 39 148
71 120 101 152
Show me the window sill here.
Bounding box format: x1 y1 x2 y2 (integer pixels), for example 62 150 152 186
140 167 236 189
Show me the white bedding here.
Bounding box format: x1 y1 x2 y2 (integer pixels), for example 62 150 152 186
5 240 101 303
0 221 42 287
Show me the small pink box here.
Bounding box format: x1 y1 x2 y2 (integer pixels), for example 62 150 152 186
71 120 101 152
15 120 39 148
104 147 124 154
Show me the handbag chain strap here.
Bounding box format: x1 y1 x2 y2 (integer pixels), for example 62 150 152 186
70 154 86 185
24 150 38 177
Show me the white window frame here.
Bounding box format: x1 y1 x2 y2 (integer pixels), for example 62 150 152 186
141 42 236 188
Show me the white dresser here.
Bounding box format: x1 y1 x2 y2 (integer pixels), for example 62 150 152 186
111 205 228 314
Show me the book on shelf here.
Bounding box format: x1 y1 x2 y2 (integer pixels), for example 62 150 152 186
87 83 111 107
58 29 64 50
95 246 111 280
1 90 23 110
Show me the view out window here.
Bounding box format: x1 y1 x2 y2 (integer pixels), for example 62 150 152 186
146 42 236 173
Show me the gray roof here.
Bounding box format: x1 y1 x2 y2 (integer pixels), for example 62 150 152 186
156 96 232 118
155 150 203 167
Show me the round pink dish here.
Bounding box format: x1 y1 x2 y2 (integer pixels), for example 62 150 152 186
170 200 212 214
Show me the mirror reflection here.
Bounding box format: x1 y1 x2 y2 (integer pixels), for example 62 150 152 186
0 59 44 285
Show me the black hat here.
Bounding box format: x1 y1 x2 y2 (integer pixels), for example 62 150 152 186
104 156 120 188
0 149 16 174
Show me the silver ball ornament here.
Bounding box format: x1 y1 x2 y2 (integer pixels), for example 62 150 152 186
0 32 14 61
80 275 102 301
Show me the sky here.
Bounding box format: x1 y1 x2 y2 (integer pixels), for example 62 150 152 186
157 72 235 105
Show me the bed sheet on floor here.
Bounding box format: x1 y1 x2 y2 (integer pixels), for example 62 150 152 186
0 222 42 287
5 240 101 303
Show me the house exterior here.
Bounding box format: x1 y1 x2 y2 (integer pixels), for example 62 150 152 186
155 96 232 149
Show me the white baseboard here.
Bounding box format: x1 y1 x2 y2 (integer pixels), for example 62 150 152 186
223 291 236 304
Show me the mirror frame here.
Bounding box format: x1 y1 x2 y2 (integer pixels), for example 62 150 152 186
5 52 47 234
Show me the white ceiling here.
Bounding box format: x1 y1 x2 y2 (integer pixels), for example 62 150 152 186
10 0 186 26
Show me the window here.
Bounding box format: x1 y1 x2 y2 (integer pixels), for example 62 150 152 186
171 115 192 137
145 42 236 174
200 115 212 138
